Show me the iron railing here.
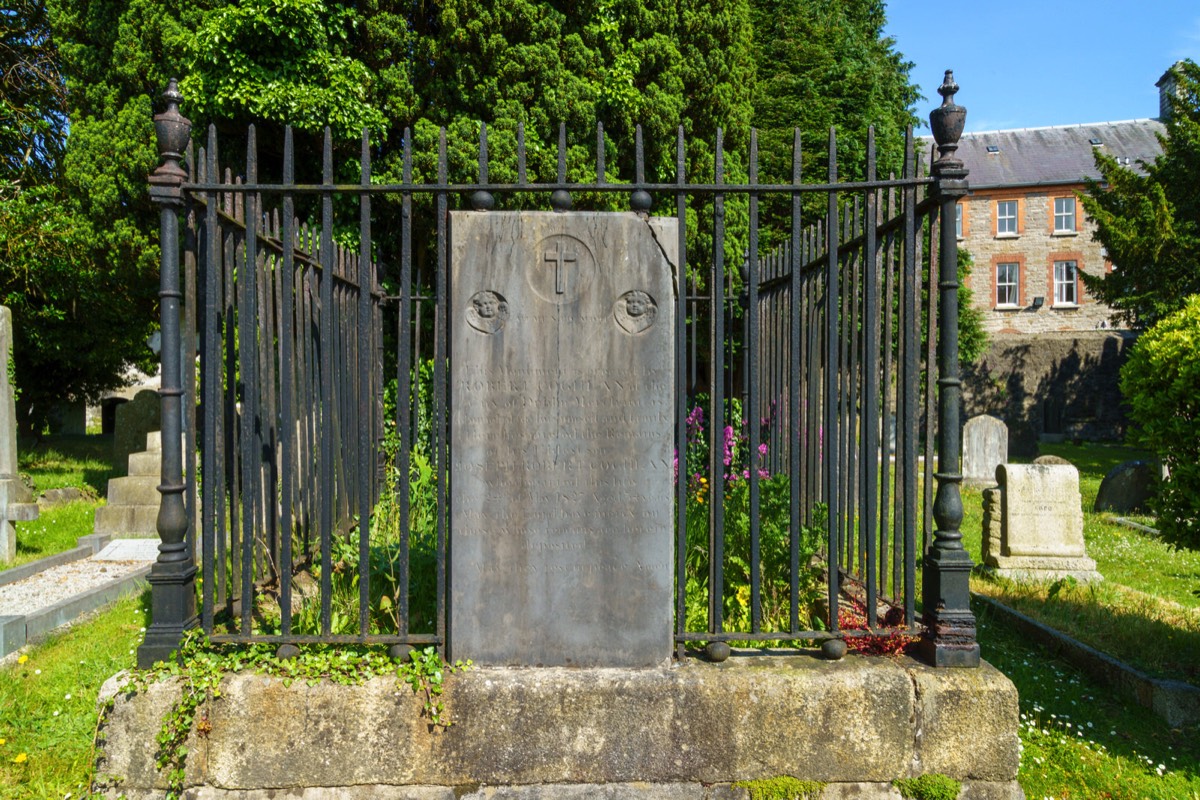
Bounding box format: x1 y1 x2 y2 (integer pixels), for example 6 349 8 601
138 72 979 668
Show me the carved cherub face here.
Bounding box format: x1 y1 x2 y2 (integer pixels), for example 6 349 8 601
626 293 648 317
473 293 499 318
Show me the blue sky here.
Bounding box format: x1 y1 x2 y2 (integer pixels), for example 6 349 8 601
883 1 1200 133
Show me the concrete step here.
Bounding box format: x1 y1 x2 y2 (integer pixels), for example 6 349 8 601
93 504 159 537
104 476 162 507
126 451 161 477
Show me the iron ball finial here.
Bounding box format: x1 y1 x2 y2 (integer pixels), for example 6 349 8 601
937 70 960 107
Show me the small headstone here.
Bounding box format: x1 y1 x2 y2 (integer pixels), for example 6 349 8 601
1032 454 1072 466
113 390 160 475
962 414 1008 486
981 463 1100 582
47 400 86 435
1094 460 1158 514
449 211 676 668
0 307 38 563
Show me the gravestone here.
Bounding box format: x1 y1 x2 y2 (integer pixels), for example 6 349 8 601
1032 454 1072 466
1094 459 1158 514
981 463 1100 582
113 389 160 476
0 307 38 563
962 414 1008 486
449 211 676 667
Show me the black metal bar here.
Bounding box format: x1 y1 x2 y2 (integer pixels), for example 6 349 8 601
924 206 940 555
397 129 413 637
747 130 762 633
597 122 605 184
201 131 219 632
358 129 373 635
825 128 840 633
435 128 448 652
320 127 335 636
709 128 726 637
239 126 260 637
179 178 936 195
863 129 880 628
674 126 688 659
881 180 897 599
517 122 526 185
792 133 801 623
279 127 295 635
901 126 919 629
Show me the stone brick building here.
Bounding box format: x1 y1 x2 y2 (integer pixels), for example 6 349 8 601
954 119 1163 335
936 65 1181 454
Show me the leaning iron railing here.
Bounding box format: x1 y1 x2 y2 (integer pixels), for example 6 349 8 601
138 71 979 668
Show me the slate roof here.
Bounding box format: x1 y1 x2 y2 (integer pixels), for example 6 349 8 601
924 119 1165 189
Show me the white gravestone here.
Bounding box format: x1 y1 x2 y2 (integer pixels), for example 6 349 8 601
449 211 677 668
981 463 1100 582
962 414 1008 486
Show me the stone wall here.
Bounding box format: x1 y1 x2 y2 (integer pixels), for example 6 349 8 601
962 331 1135 456
94 656 1022 800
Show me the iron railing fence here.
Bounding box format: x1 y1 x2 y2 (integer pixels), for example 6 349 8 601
139 73 979 668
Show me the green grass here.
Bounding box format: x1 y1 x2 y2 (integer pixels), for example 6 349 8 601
977 599 1200 800
0 434 114 573
0 501 99 573
957 441 1200 683
0 591 147 799
18 434 115 497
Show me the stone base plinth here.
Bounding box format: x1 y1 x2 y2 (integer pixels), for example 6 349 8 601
984 555 1102 583
94 655 1023 799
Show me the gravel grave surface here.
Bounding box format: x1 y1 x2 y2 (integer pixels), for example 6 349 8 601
0 557 148 618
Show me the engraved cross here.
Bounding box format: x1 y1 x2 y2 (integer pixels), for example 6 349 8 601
543 243 577 294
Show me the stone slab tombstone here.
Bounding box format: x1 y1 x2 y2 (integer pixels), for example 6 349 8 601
1094 459 1158 514
449 211 676 668
113 389 160 476
962 414 1008 486
981 463 1100 582
0 307 37 563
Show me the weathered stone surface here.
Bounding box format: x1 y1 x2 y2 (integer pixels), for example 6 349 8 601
1032 454 1071 466
0 306 35 563
909 662 1021 781
113 390 160 478
95 657 1021 798
449 211 677 668
981 464 1100 582
962 415 1008 486
1094 459 1158 514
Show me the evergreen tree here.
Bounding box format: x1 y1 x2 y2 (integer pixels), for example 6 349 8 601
1080 59 1200 328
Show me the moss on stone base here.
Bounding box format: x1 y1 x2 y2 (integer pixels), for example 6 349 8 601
893 773 962 800
734 776 825 800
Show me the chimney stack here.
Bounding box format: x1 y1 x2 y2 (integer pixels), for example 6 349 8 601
1157 62 1184 121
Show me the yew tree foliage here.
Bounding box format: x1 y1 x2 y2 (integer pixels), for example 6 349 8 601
1080 59 1200 329
1119 295 1200 550
20 0 936 419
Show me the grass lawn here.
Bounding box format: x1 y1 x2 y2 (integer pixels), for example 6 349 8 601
0 435 114 574
959 441 1200 683
0 592 147 799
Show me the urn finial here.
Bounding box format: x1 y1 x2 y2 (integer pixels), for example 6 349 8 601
929 70 966 169
153 78 192 182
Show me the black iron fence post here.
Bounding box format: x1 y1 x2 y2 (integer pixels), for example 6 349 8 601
919 71 980 667
138 80 199 668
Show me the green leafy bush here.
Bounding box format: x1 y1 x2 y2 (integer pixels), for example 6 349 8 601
1120 295 1200 549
